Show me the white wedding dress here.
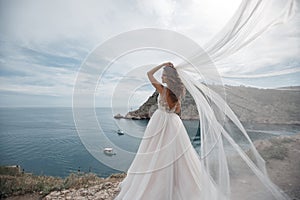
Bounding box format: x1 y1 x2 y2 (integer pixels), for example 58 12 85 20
113 1 296 196
115 87 227 200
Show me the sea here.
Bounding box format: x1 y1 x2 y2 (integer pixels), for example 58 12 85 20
0 107 299 178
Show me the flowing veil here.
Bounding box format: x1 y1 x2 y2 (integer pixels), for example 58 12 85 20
175 0 296 199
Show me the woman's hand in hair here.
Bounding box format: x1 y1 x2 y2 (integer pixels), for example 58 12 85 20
163 62 174 68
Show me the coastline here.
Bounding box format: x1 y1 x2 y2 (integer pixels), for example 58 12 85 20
1 133 300 200
114 86 300 125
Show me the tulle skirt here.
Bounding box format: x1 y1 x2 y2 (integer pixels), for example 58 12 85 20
115 109 226 200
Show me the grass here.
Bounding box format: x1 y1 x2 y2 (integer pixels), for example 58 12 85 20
260 137 292 160
0 166 126 198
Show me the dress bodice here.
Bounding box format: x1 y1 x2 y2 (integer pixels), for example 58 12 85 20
158 87 179 113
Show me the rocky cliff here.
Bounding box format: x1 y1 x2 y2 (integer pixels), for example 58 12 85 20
116 85 300 124
124 92 160 120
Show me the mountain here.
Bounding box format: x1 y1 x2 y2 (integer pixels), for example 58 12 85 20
117 85 300 124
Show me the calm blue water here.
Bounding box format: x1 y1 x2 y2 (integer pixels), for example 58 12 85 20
0 107 299 178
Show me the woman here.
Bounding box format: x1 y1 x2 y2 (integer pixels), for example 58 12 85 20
115 62 225 200
114 0 296 198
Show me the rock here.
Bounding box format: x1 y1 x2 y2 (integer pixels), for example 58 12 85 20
104 182 112 188
114 113 124 119
81 190 88 196
124 91 159 119
49 191 61 197
61 189 68 194
44 179 124 200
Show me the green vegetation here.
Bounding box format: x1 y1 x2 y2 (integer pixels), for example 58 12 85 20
260 137 292 160
0 166 125 198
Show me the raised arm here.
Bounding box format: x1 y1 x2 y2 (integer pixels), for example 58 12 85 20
147 62 172 94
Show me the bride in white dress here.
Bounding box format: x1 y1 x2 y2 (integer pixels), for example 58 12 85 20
114 1 297 198
115 61 292 200
115 62 226 200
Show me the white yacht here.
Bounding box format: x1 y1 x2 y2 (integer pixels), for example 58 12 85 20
103 147 116 156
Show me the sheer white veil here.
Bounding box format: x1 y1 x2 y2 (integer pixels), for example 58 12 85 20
175 0 296 199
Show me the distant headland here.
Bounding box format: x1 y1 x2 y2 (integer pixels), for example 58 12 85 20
114 85 300 124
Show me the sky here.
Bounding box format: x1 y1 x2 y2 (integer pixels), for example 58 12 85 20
0 0 299 108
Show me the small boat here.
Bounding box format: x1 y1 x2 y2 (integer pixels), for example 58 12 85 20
103 147 116 156
117 129 124 135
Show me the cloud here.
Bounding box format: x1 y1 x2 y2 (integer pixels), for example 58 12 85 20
0 0 299 107
137 0 177 27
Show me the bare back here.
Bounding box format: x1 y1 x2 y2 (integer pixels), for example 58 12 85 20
160 86 181 114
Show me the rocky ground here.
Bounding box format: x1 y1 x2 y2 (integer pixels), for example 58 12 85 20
42 173 125 200
254 133 300 199
44 182 120 200
4 133 300 200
